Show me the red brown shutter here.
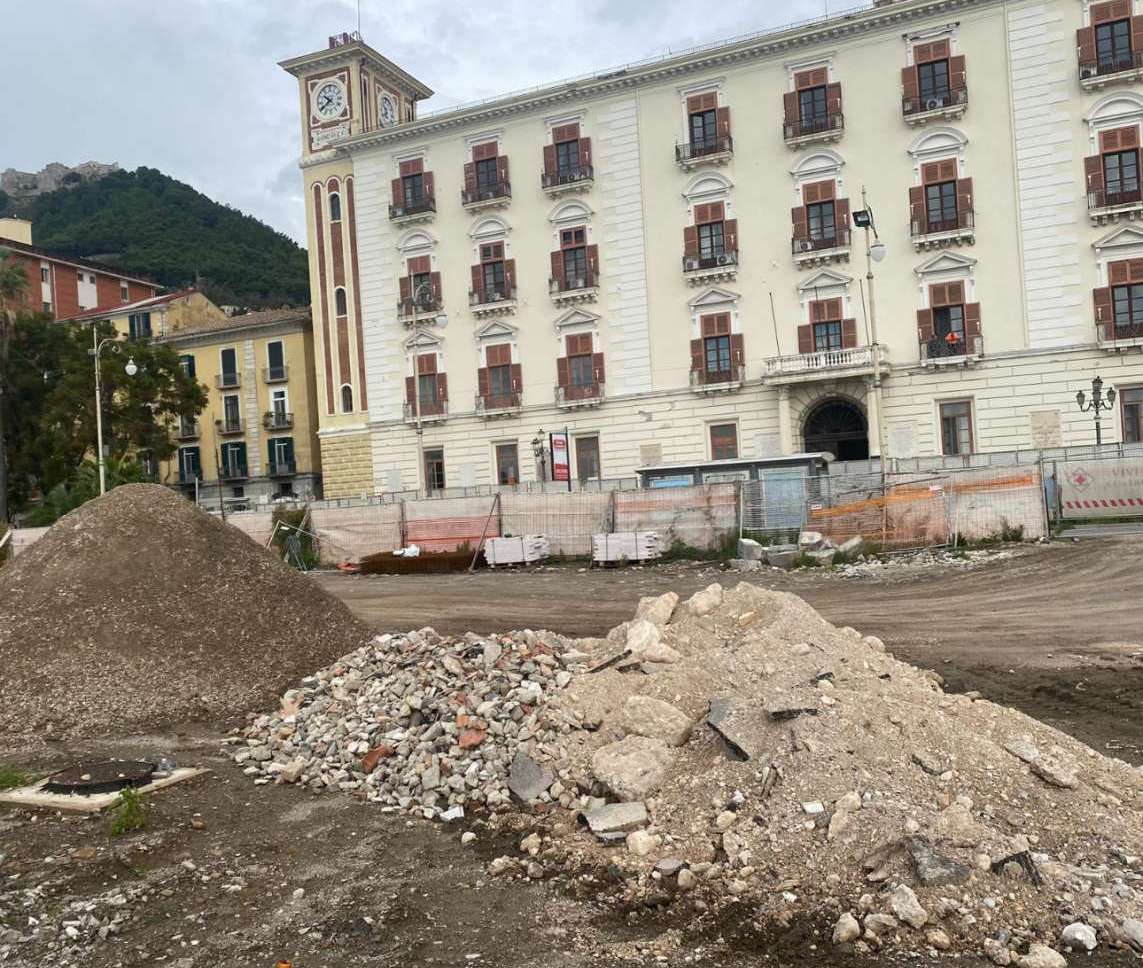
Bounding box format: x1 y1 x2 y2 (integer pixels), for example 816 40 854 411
949 54 967 90
835 199 850 237
792 205 809 240
956 177 974 216
1109 259 1131 283
399 159 423 176
715 106 731 140
592 353 605 384
921 161 941 184
553 123 580 141
783 91 800 125
797 324 813 354
405 376 416 404
391 177 402 202
909 186 926 229
477 367 490 397
496 154 509 186
473 141 497 161
556 356 570 387
543 145 557 176
504 258 516 295
729 333 744 367
841 318 858 349
471 263 484 299
399 275 411 303
429 271 442 303
1092 0 1130 24
578 137 592 169
510 363 522 392
437 373 448 402
683 225 699 257
902 66 919 101
550 249 565 288
690 338 705 374
964 303 982 338
1085 155 1105 195
724 218 738 253
1134 16 1143 56
1077 26 1097 64
947 281 966 304
1094 286 1113 323
826 82 842 115
917 309 935 342
422 171 434 201
463 162 477 193
1130 258 1143 281
417 353 437 375
930 39 951 59
586 243 599 277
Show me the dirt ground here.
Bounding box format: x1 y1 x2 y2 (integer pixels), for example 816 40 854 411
3 539 1142 967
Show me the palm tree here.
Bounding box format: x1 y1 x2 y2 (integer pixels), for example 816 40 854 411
0 251 31 523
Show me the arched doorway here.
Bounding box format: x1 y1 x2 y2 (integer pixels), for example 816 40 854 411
803 398 869 460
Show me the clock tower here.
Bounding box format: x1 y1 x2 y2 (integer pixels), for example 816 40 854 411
279 35 433 496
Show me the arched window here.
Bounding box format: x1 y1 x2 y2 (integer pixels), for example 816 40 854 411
329 192 342 222
340 383 354 413
335 287 348 316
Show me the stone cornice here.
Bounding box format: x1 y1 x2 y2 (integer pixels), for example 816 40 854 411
158 319 308 348
301 0 985 168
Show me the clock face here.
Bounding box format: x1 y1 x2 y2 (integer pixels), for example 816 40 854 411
379 93 396 127
313 81 346 121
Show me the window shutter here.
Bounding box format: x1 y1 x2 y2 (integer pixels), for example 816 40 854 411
700 314 718 337
917 309 935 342
783 91 800 125
473 141 497 161
686 94 705 112
724 218 738 253
390 177 402 202
947 281 966 304
418 352 437 375
496 154 509 185
551 249 566 287
399 275 411 303
949 54 967 90
592 353 605 384
470 263 484 299
931 39 951 59
964 303 982 337
556 356 570 387
841 318 858 348
914 42 932 62
715 106 731 139
553 123 580 141
792 205 809 240
399 159 423 176
797 324 813 354
818 180 836 201
429 271 442 303
709 201 726 221
1129 258 1143 281
826 82 842 115
921 161 941 184
1094 286 1113 323
504 258 517 295
901 66 919 101
486 344 510 366
477 366 490 397
1084 155 1105 194
422 171 434 200
938 159 958 181
909 186 926 228
956 177 973 215
463 162 477 193
586 243 599 277
730 333 745 366
1077 26 1097 64
408 255 430 274
543 144 556 176
683 225 699 257
405 376 415 404
1109 260 1131 284
1123 126 1141 148
930 283 947 306
835 199 850 234
1134 16 1143 56
1093 0 1130 24
578 137 592 168
434 373 447 401
510 363 523 392
690 337 705 373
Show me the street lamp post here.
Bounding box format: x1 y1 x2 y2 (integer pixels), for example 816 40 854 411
91 327 137 495
851 188 888 462
531 430 548 483
406 282 447 495
1075 375 1116 447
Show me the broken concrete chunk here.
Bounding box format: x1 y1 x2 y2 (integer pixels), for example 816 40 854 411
833 912 861 944
736 538 765 561
591 736 673 800
907 837 972 887
633 591 679 627
584 801 649 836
765 547 800 570
621 695 693 748
507 751 554 803
626 829 661 856
685 583 723 617
1031 758 1079 790
625 620 661 656
1004 735 1040 764
890 883 928 928
1118 918 1143 952
911 750 947 776
798 531 825 550
654 857 686 876
1015 944 1067 968
1060 922 1097 952
805 548 836 566
707 695 762 760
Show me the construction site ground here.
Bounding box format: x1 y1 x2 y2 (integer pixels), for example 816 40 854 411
2 537 1141 968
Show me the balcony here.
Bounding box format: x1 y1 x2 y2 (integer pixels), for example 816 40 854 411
220 462 249 482
215 372 240 390
263 365 289 383
216 417 244 436
541 164 594 195
174 420 199 441
902 87 968 126
263 410 294 431
403 399 449 423
549 270 599 306
555 382 604 409
178 472 202 488
689 364 746 394
397 294 443 325
1098 320 1143 350
1088 186 1143 225
919 334 984 366
1079 51 1143 91
469 287 517 317
911 210 975 250
792 229 851 267
764 344 890 385
682 250 738 286
388 195 436 225
268 459 297 478
783 112 844 148
675 135 733 170
462 180 511 211
475 391 522 417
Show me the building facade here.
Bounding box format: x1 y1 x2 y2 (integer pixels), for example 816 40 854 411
283 2 1143 498
0 217 158 320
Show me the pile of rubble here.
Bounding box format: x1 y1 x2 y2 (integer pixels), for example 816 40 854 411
238 583 1143 962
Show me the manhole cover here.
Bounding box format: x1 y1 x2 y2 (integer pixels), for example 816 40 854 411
43 759 156 796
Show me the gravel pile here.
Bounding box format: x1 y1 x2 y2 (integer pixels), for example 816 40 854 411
0 485 370 739
232 626 585 815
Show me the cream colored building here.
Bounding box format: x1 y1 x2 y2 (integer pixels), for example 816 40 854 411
282 3 1143 498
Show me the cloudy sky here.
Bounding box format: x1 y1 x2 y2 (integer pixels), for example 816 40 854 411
4 0 837 246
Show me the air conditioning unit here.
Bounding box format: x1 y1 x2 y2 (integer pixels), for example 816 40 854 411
684 257 701 271
797 240 815 253
716 253 734 266
924 97 943 111
1080 64 1098 80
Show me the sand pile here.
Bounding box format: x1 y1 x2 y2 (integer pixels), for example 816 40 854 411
0 485 370 738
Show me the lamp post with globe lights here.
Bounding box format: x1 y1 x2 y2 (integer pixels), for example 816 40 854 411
851 187 888 461
1075 375 1116 447
90 328 138 495
405 280 448 495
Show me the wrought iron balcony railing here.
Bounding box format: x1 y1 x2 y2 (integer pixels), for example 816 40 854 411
541 164 594 190
388 195 436 220
263 411 294 430
462 180 511 206
902 86 968 117
783 111 844 142
792 228 851 255
682 250 739 273
675 135 733 163
911 209 975 239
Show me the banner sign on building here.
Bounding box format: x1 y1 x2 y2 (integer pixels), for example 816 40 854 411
550 431 570 483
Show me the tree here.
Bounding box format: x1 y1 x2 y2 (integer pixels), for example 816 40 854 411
0 252 30 523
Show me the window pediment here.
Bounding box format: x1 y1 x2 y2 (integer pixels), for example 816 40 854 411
548 198 593 226
683 170 733 203
395 228 436 255
797 268 852 294
554 307 599 332
914 251 977 277
468 214 511 241
404 329 442 350
688 286 740 309
474 319 518 342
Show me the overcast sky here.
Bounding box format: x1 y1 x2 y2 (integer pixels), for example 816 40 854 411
3 0 838 246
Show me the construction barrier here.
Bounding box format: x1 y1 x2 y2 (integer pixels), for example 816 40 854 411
1052 454 1143 519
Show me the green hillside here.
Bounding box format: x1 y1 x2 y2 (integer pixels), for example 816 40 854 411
0 167 309 309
